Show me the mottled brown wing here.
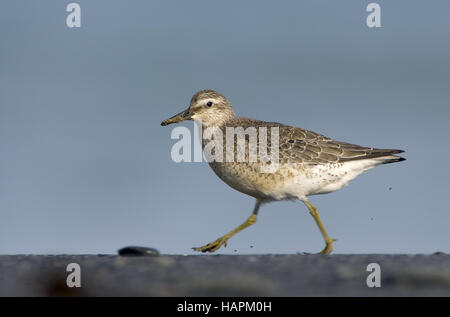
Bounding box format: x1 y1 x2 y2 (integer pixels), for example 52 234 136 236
278 125 404 165
221 118 403 165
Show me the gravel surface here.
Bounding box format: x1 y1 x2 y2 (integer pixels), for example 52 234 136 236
1 254 449 296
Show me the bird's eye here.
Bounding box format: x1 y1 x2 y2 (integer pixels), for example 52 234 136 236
206 101 213 107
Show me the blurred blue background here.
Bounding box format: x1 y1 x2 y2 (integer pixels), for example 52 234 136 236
1 0 449 254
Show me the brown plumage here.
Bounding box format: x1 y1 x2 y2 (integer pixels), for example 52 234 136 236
211 116 405 165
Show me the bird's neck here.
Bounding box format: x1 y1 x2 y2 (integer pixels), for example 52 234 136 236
196 112 236 129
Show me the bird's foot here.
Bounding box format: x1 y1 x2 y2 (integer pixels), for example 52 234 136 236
192 236 229 253
318 238 336 255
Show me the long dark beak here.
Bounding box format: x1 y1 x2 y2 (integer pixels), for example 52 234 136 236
161 108 191 126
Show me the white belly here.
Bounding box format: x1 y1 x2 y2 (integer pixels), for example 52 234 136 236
209 159 386 201
267 159 385 200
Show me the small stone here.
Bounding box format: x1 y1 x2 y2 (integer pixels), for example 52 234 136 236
118 246 160 257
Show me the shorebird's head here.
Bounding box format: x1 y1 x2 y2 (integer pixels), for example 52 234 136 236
161 90 235 127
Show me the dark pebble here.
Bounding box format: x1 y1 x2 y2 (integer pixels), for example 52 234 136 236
118 246 160 257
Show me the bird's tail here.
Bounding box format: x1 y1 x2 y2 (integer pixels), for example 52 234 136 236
371 149 406 165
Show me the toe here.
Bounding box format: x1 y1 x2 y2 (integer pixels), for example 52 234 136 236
192 237 228 253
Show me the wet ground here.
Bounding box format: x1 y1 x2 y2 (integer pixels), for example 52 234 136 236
1 254 449 296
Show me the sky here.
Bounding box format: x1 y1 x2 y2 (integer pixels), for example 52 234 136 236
1 0 449 255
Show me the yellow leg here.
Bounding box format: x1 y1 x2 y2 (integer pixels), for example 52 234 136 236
193 200 261 253
302 198 336 255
